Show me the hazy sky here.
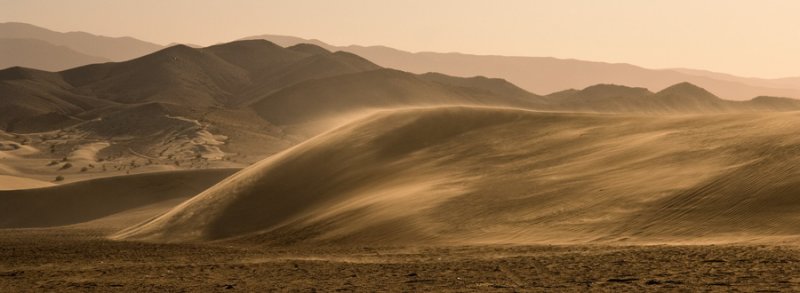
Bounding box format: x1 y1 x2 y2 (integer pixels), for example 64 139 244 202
2 0 799 78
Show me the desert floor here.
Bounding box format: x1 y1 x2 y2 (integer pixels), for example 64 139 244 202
1 229 799 292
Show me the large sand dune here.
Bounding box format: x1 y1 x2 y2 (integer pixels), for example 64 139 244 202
0 168 237 229
116 107 800 245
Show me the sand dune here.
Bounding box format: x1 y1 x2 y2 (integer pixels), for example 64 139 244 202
0 168 237 229
115 106 800 245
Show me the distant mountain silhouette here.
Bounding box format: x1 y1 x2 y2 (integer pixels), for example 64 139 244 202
4 38 800 136
244 34 800 101
0 22 164 63
0 38 110 71
543 82 800 113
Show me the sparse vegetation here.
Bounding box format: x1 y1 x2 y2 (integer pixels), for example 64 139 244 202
59 162 72 170
54 175 64 182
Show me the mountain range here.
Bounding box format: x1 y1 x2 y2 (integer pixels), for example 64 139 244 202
0 39 550 174
3 22 800 101
242 34 800 100
2 37 799 182
0 22 162 70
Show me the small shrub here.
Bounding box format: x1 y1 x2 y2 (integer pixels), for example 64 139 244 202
54 175 64 182
60 162 73 170
80 167 88 172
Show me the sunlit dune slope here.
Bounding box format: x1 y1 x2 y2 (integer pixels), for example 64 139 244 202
116 107 800 245
0 168 237 228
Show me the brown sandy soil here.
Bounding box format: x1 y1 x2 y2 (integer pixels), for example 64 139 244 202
1 229 800 292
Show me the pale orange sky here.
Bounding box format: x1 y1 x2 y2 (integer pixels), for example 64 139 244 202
2 0 799 78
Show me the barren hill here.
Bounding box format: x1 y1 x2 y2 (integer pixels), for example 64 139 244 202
0 40 554 180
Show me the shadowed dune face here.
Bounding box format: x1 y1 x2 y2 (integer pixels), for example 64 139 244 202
115 107 800 245
0 169 237 229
